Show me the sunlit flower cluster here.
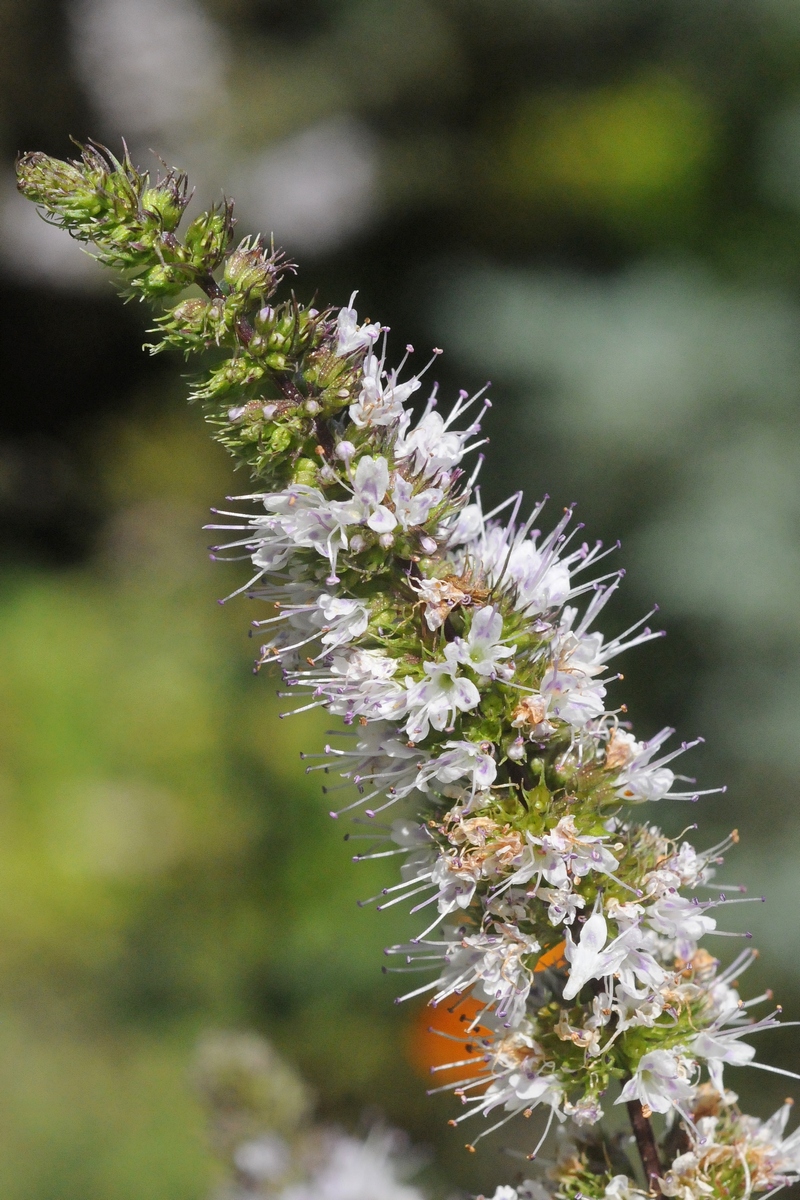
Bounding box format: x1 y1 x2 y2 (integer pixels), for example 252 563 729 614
17 144 799 1200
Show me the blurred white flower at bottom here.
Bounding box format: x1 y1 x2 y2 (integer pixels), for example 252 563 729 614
279 1130 425 1200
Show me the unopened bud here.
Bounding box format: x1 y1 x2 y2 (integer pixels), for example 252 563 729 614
141 172 189 232
224 237 281 298
184 201 233 270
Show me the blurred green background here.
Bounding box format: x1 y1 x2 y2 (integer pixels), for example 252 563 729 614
2 1 800 1196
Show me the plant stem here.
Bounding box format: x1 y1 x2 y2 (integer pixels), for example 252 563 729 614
626 1096 662 1190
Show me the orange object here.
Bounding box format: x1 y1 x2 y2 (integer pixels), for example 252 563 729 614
534 939 567 972
408 994 489 1085
408 941 566 1084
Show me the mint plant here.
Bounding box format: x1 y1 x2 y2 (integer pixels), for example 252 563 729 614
17 142 800 1200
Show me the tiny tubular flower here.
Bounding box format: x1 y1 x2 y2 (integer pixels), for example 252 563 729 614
451 606 515 679
617 1048 697 1117
404 659 480 742
335 292 381 356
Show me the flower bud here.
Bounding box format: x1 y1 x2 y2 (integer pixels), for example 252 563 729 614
224 237 281 298
183 201 234 270
507 736 526 762
254 306 275 333
141 171 189 232
293 458 319 486
140 262 190 296
17 152 87 206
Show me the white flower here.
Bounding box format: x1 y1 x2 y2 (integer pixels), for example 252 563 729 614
452 605 515 679
643 840 712 897
395 410 472 478
415 740 497 794
482 1059 563 1117
691 1030 756 1092
603 1176 649 1200
563 1093 604 1126
485 1188 520 1200
335 293 381 356
279 1128 424 1200
612 986 666 1033
440 501 484 548
536 885 585 926
545 815 621 879
323 649 408 724
234 1133 290 1183
562 910 629 1001
330 455 397 534
613 933 667 998
617 755 675 802
315 593 371 649
613 728 701 803
616 1048 696 1117
505 835 568 890
349 352 420 428
505 816 621 893
439 928 540 1029
477 524 572 615
539 642 607 728
247 485 347 579
646 895 716 959
404 657 480 742
605 899 645 931
431 855 479 913
391 475 443 531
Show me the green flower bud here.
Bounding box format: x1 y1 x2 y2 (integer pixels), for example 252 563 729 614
269 426 292 453
135 262 192 297
184 201 234 271
254 305 275 333
141 171 190 232
223 236 283 299
292 458 319 486
17 151 89 207
171 297 213 327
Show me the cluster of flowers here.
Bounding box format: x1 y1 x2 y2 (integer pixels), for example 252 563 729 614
487 1085 800 1200
218 295 780 1137
17 144 800 1200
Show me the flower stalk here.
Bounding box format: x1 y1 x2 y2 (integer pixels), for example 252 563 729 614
626 1094 662 1186
16 141 800 1200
